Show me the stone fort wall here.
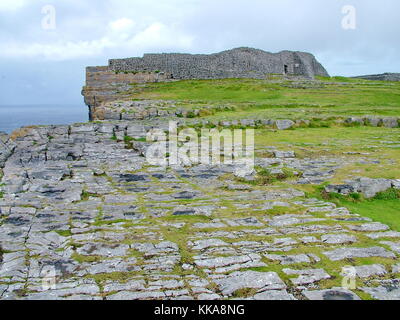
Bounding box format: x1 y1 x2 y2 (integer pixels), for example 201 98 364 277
108 47 329 79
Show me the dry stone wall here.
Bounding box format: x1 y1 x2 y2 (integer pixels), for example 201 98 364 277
352 73 400 81
109 47 329 79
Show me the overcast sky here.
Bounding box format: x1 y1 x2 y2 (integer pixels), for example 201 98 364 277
0 0 399 105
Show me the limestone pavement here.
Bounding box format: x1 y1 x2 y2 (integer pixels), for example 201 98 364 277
0 121 399 300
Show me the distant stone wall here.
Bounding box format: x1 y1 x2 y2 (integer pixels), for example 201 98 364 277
352 73 400 81
108 47 329 79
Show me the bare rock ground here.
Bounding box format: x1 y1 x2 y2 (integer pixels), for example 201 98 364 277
0 122 399 300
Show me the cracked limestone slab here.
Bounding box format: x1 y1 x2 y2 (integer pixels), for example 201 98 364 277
213 271 286 296
268 214 325 227
283 268 331 285
346 222 389 232
361 279 400 300
380 241 400 253
225 217 263 227
192 222 227 229
194 253 261 269
103 280 146 293
367 231 400 239
251 290 296 300
188 239 229 251
321 233 357 244
303 288 361 300
354 264 387 278
263 253 311 265
323 246 396 261
76 243 130 257
106 290 166 300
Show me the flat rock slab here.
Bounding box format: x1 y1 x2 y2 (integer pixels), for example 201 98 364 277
77 243 129 257
106 291 166 300
103 280 146 293
275 120 295 130
192 222 226 229
362 280 400 300
252 290 296 300
354 264 387 278
194 254 261 269
213 271 286 296
283 268 331 285
367 231 400 239
303 288 361 300
323 246 396 261
346 222 389 232
264 253 311 265
188 239 229 251
321 233 357 244
380 241 400 253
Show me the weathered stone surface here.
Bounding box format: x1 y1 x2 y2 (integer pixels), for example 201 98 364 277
273 150 295 158
361 279 400 300
264 254 311 265
275 120 295 130
303 288 361 300
347 222 389 232
380 241 400 253
1 120 400 301
194 254 262 269
283 268 331 285
321 234 357 244
323 247 396 261
353 73 400 82
213 271 286 296
189 239 229 251
354 264 387 278
325 177 393 198
106 290 166 300
252 290 296 300
367 231 400 239
109 48 329 79
382 118 399 128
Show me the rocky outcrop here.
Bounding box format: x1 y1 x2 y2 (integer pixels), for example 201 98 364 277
0 132 15 168
81 66 172 116
345 117 399 128
352 73 400 81
325 177 400 198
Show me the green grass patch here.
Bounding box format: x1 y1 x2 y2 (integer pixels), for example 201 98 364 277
127 78 400 120
315 187 400 231
55 230 72 237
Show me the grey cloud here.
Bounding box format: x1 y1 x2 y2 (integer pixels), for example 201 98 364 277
0 0 399 104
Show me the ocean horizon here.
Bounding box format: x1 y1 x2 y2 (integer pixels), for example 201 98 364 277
0 104 89 134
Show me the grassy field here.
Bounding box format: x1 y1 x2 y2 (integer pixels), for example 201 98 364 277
129 76 400 120
127 75 400 230
334 198 400 231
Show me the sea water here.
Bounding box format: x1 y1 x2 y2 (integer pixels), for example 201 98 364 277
0 104 89 133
